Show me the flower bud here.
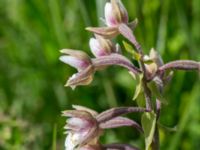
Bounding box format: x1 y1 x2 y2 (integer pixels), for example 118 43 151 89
86 0 138 39
143 48 163 78
89 35 116 57
105 0 128 27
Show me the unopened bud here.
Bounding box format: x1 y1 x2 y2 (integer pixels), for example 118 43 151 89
89 35 116 57
105 0 128 27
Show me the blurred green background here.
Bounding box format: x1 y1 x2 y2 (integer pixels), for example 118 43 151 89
0 0 200 149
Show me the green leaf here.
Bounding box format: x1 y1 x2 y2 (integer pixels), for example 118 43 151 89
147 79 163 100
122 41 141 61
133 74 143 100
142 112 157 150
136 92 146 107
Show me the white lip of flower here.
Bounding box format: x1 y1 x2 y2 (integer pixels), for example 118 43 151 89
65 132 77 150
65 119 96 150
65 131 91 150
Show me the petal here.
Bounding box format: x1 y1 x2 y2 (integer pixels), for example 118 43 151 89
105 2 118 27
62 110 93 121
65 66 94 89
149 48 163 67
72 105 98 117
60 49 90 61
128 19 138 30
89 38 107 57
118 23 140 50
65 133 77 150
86 26 119 39
67 118 90 129
59 56 89 71
118 0 128 23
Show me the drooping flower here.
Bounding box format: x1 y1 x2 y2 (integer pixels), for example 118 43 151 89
62 105 147 149
62 105 101 150
60 47 141 89
59 49 94 89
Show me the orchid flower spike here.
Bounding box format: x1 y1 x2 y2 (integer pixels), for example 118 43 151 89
89 35 119 57
59 49 94 89
86 0 138 39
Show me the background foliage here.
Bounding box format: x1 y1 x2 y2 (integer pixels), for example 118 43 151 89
0 0 200 149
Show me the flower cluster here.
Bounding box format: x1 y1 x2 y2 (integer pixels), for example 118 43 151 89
60 0 200 149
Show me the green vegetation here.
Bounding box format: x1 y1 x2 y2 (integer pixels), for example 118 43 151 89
0 0 199 149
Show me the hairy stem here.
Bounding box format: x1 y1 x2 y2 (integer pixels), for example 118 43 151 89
92 53 142 74
158 60 200 72
120 24 161 149
96 107 147 123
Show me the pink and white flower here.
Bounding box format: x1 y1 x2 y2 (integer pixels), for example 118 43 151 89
63 105 100 150
59 49 94 89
